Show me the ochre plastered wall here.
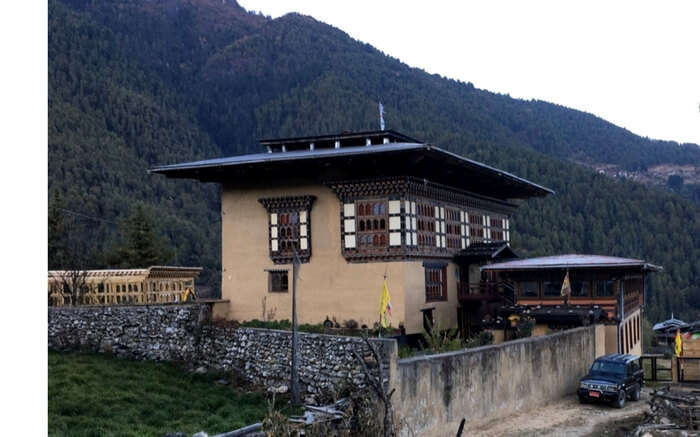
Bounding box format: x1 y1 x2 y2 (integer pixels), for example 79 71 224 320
605 324 619 354
401 261 460 334
222 182 433 332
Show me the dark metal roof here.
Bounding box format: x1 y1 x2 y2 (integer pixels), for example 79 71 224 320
653 317 688 332
150 142 553 200
151 142 422 172
482 254 662 272
454 242 517 260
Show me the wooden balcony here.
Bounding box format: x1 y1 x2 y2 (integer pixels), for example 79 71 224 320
458 281 513 303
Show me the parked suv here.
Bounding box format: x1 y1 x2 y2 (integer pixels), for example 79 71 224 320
577 354 643 408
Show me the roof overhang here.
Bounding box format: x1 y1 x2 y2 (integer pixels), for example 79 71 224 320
481 254 662 273
150 143 553 200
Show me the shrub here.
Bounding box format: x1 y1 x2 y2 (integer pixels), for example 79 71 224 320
420 319 463 354
465 330 494 348
344 319 359 329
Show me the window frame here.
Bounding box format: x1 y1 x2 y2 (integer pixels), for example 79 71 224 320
268 270 289 293
424 262 448 302
259 195 316 264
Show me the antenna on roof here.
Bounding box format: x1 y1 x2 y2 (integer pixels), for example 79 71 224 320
379 102 386 130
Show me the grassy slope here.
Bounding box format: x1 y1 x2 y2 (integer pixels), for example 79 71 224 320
48 352 269 437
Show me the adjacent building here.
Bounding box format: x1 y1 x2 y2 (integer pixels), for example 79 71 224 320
151 130 551 335
48 266 202 306
482 254 662 354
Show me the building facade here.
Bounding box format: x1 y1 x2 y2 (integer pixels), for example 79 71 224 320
482 255 662 355
151 130 551 334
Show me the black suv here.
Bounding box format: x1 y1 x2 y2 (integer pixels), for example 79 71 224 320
577 354 643 408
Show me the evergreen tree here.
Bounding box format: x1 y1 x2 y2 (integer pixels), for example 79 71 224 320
112 204 174 268
48 190 67 269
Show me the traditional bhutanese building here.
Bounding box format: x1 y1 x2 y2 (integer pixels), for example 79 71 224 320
150 130 551 335
48 266 202 306
482 255 662 355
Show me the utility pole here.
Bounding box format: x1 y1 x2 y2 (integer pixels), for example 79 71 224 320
290 250 301 404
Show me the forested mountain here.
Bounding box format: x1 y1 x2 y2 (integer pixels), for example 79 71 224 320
48 0 700 321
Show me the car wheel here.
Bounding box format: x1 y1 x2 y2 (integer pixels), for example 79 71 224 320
578 395 588 404
614 390 626 408
631 385 641 401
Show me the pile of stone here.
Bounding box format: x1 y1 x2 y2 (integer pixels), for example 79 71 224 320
629 385 700 436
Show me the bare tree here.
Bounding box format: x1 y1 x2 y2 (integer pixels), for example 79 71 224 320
353 335 395 437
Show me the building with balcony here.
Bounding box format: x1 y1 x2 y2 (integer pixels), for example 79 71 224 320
151 130 551 335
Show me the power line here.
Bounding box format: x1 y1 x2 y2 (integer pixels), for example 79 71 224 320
52 207 120 226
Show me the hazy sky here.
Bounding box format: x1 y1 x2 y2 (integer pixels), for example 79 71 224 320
238 1 699 146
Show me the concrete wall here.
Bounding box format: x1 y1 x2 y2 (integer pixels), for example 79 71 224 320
393 326 596 436
221 182 460 334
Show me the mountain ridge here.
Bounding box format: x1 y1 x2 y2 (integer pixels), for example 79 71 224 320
48 0 700 321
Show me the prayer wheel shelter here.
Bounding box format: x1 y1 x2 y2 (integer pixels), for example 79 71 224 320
482 254 661 355
48 266 202 306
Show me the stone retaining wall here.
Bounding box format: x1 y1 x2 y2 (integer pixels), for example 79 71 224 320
48 304 395 404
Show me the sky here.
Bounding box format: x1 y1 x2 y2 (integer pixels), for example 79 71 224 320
239 0 700 146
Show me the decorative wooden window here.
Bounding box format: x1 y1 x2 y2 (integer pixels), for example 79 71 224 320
468 213 485 242
417 202 436 248
355 200 388 249
404 200 417 247
259 195 316 264
435 206 446 249
268 270 289 292
488 216 509 242
424 262 447 302
445 208 461 249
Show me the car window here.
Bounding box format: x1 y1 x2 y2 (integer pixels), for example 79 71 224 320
628 360 640 374
591 360 625 376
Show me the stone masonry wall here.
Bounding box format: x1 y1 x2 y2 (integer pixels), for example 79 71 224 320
48 304 396 404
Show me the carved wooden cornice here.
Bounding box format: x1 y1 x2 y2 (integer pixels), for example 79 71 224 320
258 195 316 212
328 177 516 214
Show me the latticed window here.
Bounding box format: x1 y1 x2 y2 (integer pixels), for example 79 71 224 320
259 196 316 264
268 270 288 292
424 263 447 302
355 200 388 249
468 213 485 241
446 208 461 249
487 216 509 242
417 202 436 248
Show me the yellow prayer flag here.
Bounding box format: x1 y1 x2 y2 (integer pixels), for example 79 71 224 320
379 280 392 328
675 329 683 357
561 270 571 297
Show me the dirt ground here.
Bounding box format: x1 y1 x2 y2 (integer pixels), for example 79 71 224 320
465 389 649 437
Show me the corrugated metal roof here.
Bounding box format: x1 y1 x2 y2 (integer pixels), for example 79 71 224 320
481 254 662 272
